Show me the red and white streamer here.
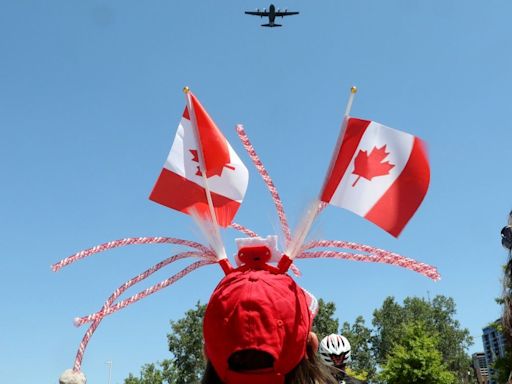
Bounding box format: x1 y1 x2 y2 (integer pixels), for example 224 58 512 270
52 237 213 271
229 222 259 238
74 251 207 326
236 125 292 246
76 259 215 325
73 316 101 372
299 240 440 281
71 258 214 370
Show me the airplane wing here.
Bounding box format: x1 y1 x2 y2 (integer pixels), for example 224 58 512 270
245 10 270 16
275 10 299 17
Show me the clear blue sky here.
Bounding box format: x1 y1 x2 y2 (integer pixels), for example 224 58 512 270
1 1 511 383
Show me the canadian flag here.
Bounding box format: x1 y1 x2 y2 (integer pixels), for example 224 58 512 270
321 118 430 237
150 93 249 227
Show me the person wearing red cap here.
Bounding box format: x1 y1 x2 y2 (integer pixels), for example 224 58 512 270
202 269 337 384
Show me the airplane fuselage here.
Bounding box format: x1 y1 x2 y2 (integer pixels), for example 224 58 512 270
268 4 276 25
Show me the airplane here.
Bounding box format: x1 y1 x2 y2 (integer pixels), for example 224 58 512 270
245 4 299 27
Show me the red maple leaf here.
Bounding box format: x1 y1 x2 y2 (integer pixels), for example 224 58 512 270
352 145 395 187
189 149 235 177
189 149 202 176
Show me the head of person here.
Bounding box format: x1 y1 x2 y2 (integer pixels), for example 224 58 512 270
202 268 336 384
318 334 352 370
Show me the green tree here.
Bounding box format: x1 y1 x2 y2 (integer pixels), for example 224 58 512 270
124 363 166 384
487 320 512 384
341 315 376 381
126 298 341 383
379 321 456 384
490 240 512 384
372 295 473 381
124 303 206 384
312 298 339 338
493 352 512 384
313 300 376 381
165 302 206 384
501 234 512 346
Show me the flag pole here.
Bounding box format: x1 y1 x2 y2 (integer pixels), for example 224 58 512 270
285 86 357 261
319 86 357 198
183 87 228 264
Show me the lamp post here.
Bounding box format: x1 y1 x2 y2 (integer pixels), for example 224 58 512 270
106 360 112 384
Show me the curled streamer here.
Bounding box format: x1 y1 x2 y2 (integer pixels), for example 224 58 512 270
71 259 214 370
230 222 259 238
74 251 206 327
298 249 440 281
77 259 215 325
73 317 100 372
236 125 292 246
52 237 213 271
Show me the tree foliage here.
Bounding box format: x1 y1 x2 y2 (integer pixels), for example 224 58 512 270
166 302 207 384
487 320 512 384
312 298 339 338
124 303 206 384
502 246 512 346
493 352 512 384
341 315 376 381
126 299 342 383
491 244 512 383
124 363 166 384
379 321 456 384
124 294 474 384
372 295 473 381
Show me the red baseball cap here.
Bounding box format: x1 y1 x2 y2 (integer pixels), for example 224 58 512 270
203 269 316 384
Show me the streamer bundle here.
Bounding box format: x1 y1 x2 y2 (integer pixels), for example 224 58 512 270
55 89 438 383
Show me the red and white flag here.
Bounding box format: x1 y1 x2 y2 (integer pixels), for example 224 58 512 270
150 93 249 227
321 117 430 237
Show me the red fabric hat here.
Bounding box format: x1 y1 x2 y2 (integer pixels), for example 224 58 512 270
203 270 314 384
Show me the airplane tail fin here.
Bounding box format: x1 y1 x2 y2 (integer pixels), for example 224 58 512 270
261 23 282 27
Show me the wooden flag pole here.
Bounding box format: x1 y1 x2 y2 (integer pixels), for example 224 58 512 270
183 87 228 263
285 86 357 261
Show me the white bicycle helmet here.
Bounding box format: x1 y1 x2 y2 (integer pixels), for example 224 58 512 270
319 334 351 367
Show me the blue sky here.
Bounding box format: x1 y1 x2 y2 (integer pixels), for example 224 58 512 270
1 1 512 383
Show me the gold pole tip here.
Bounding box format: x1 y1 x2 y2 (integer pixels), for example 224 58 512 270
350 86 358 94
183 86 190 94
